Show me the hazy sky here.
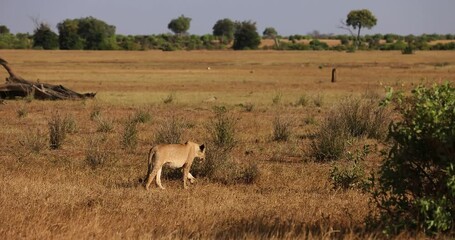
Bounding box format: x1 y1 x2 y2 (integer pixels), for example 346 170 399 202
1 0 454 36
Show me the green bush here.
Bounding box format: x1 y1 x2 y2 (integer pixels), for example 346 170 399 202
330 145 369 190
371 83 455 235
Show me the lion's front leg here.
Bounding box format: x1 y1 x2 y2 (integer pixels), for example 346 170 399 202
188 172 196 184
183 164 191 189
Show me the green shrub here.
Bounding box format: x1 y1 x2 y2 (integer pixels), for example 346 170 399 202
371 83 455 235
330 145 369 190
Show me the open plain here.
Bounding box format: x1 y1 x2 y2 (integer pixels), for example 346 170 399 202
1 50 454 239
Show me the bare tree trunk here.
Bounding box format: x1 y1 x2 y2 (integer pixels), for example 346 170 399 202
0 57 96 100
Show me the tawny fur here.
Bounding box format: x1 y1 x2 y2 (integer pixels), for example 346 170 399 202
144 141 205 190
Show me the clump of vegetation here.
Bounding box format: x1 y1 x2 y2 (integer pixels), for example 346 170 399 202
370 83 455 235
272 92 282 105
17 106 28 118
154 116 184 144
294 94 309 107
63 115 78 134
193 106 260 185
133 109 152 124
330 145 369 190
239 102 254 112
90 105 102 121
313 94 324 107
19 129 47 154
48 113 67 150
162 92 176 104
85 135 114 169
272 114 293 142
121 118 138 151
310 96 390 161
96 118 114 133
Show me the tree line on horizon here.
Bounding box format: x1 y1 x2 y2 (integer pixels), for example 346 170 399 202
1 10 454 52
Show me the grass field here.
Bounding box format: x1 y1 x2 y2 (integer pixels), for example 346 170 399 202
0 50 454 239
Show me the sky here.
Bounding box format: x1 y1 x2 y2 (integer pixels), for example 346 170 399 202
1 0 454 36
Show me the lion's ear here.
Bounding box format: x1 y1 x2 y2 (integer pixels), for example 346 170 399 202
199 144 205 152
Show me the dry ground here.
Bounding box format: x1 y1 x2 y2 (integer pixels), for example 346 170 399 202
0 50 454 239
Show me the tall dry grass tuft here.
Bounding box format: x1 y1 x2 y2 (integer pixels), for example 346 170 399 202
154 116 184 144
310 96 390 161
48 113 67 150
192 106 260 184
85 135 114 169
19 128 48 154
121 118 138 151
272 114 293 142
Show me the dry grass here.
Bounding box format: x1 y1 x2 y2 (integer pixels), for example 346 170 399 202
1 50 455 238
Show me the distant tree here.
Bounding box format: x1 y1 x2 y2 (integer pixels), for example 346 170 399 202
77 17 117 50
57 17 117 50
212 18 235 44
0 25 10 34
57 19 84 50
33 23 59 49
263 27 278 39
340 9 377 49
168 15 191 35
233 21 261 50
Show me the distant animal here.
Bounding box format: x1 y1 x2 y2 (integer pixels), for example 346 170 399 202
144 141 206 190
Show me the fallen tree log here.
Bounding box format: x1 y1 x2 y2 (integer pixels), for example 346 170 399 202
0 57 96 100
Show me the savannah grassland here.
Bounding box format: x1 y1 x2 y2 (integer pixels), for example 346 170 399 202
1 50 455 239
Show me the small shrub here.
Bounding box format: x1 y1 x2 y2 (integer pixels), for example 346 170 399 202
310 114 349 161
330 145 369 190
240 102 254 112
303 115 316 125
90 106 102 121
272 92 282 105
272 115 293 142
17 106 28 118
162 92 176 104
310 96 389 161
154 116 184 144
48 113 67 150
121 119 138 151
19 129 47 153
133 109 152 124
85 135 112 169
295 94 309 107
63 115 78 134
96 118 114 133
206 106 237 151
313 94 324 107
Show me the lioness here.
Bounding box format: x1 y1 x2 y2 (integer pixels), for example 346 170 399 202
144 141 206 190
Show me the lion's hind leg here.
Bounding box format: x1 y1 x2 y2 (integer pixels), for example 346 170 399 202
156 167 165 190
145 166 159 191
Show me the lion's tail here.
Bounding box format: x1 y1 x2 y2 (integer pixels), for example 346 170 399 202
145 147 155 180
